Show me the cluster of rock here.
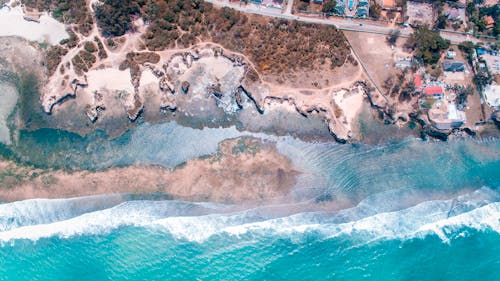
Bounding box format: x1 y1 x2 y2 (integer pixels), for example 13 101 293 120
43 79 87 114
40 44 374 143
85 91 106 122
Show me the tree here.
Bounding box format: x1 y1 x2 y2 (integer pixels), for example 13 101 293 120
405 26 450 65
386 29 400 46
322 0 336 13
435 14 447 29
456 85 474 105
369 3 382 19
94 0 141 37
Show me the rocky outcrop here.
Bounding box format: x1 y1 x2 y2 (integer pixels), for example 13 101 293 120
160 94 177 112
118 90 143 121
236 86 264 114
492 111 500 129
43 78 86 114
85 91 106 123
181 81 190 94
423 126 449 141
159 77 175 94
85 105 106 123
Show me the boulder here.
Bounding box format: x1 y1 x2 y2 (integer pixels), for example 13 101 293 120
181 81 190 94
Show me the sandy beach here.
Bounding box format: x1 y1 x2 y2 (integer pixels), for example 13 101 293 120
0 3 68 44
0 137 298 202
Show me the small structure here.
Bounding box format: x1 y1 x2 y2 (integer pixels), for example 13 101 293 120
357 6 369 17
334 0 345 15
395 58 413 68
484 84 500 108
484 16 495 29
413 73 423 93
443 61 465 72
376 0 396 9
358 0 369 7
446 51 457 59
406 1 435 26
446 7 465 22
424 85 444 98
429 101 466 130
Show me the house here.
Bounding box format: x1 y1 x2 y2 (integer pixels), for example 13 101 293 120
456 0 466 9
262 0 284 8
334 0 345 15
424 86 444 98
484 84 500 108
357 6 369 17
446 8 465 22
443 61 465 72
413 74 423 92
376 0 396 9
446 51 457 59
406 1 435 26
446 8 460 20
485 16 495 29
429 102 466 130
395 58 413 68
358 0 369 7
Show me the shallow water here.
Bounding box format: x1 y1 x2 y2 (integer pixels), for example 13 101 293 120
0 82 17 145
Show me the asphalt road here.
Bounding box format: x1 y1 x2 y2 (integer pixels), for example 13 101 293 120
204 0 485 44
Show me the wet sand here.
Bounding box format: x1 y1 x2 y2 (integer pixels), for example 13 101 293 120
0 137 298 202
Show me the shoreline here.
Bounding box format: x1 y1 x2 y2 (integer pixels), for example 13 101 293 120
0 137 299 203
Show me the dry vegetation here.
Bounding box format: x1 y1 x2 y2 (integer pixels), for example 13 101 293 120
383 69 415 103
45 45 68 76
23 0 94 35
94 0 350 76
71 50 97 75
119 51 161 82
30 0 351 80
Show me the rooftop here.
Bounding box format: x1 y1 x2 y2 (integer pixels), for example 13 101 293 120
413 73 423 90
443 61 465 72
424 86 444 96
484 84 500 107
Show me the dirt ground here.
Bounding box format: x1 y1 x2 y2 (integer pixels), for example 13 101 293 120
265 59 361 89
344 31 408 94
465 91 486 127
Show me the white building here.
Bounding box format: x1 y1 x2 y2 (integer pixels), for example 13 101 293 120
484 84 500 108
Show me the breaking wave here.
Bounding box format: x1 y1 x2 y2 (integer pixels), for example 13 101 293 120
0 187 498 244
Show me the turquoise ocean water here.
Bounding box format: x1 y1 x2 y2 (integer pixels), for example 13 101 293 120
0 122 499 280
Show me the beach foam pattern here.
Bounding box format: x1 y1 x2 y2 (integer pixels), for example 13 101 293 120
0 187 498 244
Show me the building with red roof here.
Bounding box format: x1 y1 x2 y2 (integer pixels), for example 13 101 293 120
413 74 423 92
423 86 444 97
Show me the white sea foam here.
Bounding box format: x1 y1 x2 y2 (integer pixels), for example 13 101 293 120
0 194 124 231
0 199 229 242
0 188 498 244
